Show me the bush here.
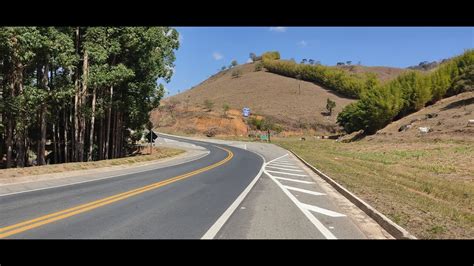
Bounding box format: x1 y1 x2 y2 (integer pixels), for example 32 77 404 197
262 51 280 61
326 98 336 115
205 127 218 137
255 62 263 71
231 69 242 78
248 117 264 130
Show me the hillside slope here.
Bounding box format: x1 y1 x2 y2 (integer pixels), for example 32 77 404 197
336 65 407 82
369 91 474 141
151 62 407 136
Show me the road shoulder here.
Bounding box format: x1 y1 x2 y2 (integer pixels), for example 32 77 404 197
0 142 208 196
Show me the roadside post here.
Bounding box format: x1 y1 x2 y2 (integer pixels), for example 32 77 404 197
150 130 152 155
242 107 250 138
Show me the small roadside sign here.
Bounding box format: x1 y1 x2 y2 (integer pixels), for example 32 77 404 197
242 107 250 117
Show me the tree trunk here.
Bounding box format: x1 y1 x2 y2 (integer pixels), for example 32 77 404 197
5 113 13 168
111 109 117 159
105 85 113 160
115 111 122 158
53 123 58 164
73 27 81 162
78 50 88 162
87 86 96 162
65 104 70 163
38 61 49 166
15 64 25 168
99 117 104 160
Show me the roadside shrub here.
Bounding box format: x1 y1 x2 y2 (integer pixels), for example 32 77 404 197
205 127 218 137
255 62 263 71
248 117 264 130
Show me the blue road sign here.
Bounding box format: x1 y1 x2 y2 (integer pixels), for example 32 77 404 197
242 107 250 117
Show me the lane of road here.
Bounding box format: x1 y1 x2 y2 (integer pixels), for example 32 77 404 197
0 135 264 238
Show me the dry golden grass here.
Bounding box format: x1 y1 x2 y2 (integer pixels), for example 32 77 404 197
0 147 184 180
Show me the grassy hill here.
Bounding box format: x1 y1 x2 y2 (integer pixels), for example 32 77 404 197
151 62 407 136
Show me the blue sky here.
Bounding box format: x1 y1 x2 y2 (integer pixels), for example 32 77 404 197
161 27 473 96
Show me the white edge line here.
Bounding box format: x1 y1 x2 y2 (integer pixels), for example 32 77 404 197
201 154 289 239
265 169 337 239
0 150 211 198
200 150 275 239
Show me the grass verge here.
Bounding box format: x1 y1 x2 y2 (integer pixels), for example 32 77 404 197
0 147 184 180
274 137 473 239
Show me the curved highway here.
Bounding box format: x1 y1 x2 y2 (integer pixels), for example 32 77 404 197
0 134 264 239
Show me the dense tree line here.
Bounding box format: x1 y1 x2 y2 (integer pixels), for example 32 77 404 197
337 50 474 134
263 58 373 98
0 27 179 168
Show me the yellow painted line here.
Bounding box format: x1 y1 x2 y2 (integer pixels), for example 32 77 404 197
0 145 233 239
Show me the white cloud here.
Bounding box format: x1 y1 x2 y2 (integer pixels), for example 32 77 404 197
298 40 308 47
269 27 287 32
246 58 253 63
212 52 223 60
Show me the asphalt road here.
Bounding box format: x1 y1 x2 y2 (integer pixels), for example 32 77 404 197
0 133 391 239
0 134 263 239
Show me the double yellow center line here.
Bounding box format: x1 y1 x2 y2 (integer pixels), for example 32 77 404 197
0 145 233 239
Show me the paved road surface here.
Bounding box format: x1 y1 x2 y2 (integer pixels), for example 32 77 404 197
0 133 391 239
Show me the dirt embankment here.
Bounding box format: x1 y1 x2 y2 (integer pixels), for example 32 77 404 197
370 91 474 142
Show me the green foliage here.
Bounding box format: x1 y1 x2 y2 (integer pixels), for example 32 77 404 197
263 59 368 98
337 49 474 134
247 117 282 133
446 62 474 96
0 27 179 167
230 60 238 68
262 51 280 61
254 61 263 71
326 98 336 115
